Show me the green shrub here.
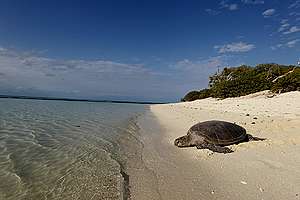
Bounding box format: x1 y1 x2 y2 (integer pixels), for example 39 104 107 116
271 67 300 93
182 88 213 102
182 63 300 101
182 91 202 102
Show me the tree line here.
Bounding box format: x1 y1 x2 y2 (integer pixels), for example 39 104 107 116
182 63 300 101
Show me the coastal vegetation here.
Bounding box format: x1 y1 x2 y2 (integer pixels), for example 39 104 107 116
182 63 300 101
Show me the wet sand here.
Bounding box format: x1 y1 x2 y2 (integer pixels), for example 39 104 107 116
130 91 300 200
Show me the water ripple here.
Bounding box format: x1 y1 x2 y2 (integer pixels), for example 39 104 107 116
0 99 145 200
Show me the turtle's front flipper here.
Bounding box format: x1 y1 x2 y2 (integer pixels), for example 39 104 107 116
197 143 233 154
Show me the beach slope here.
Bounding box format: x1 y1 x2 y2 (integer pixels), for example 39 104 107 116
131 91 300 200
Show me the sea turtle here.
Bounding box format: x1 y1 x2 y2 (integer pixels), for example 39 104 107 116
174 120 264 154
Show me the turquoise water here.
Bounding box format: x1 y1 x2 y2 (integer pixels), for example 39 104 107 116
0 99 145 200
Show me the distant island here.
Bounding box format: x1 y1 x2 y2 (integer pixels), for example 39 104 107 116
0 95 162 105
182 63 300 102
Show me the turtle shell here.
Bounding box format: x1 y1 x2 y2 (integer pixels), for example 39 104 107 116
188 120 247 145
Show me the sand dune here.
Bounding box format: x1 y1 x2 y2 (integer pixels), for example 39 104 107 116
131 91 300 200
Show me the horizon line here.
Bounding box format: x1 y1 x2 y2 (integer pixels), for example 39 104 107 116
0 94 168 105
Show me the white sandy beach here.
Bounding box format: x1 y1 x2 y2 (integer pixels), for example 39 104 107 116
130 91 300 200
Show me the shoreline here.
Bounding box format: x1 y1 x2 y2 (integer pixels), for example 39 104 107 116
130 91 300 200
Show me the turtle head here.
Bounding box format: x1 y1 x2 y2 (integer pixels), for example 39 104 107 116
174 135 191 147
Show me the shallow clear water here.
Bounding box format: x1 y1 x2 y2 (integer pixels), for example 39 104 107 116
0 99 145 200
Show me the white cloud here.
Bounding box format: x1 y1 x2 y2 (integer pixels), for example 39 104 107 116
278 23 290 32
205 8 221 16
169 55 236 91
0 47 180 101
228 4 238 10
286 39 300 48
272 43 285 50
262 9 276 17
272 39 300 50
283 26 300 34
214 42 255 53
288 0 300 9
289 12 300 16
242 0 264 4
172 56 226 71
205 1 238 16
220 1 239 11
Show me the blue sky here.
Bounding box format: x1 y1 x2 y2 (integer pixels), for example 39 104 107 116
0 0 299 101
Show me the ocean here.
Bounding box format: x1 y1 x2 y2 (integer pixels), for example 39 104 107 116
0 98 146 200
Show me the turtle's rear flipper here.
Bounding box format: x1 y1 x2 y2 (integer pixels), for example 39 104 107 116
197 143 233 154
247 134 265 141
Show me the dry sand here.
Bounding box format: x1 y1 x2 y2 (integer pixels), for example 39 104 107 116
130 91 300 200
